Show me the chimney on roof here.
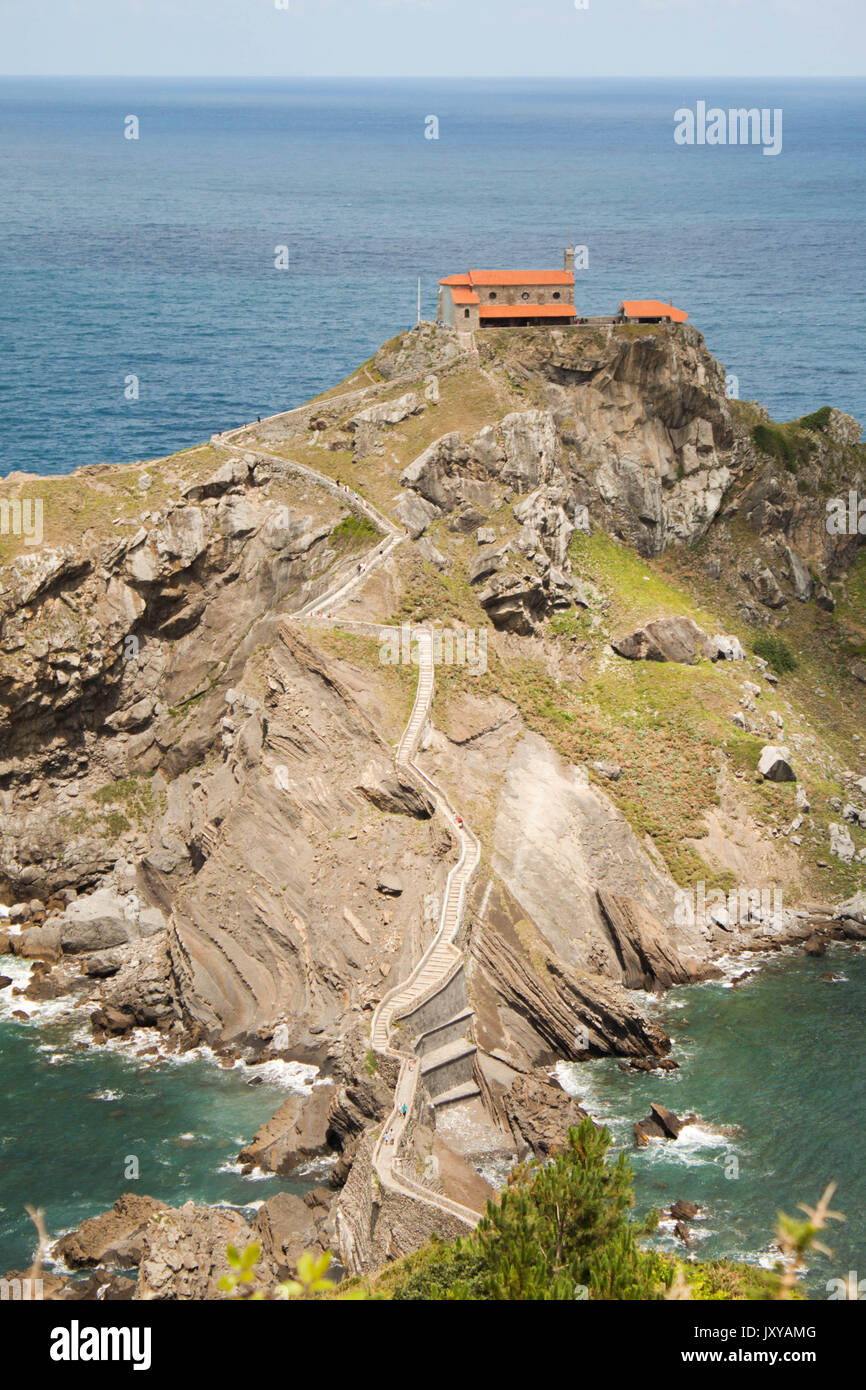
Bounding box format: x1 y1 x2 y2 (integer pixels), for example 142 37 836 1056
564 245 575 275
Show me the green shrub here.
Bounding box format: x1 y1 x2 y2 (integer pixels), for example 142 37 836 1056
388 1119 672 1301
389 1240 488 1301
798 406 833 433
549 608 593 644
751 423 816 473
102 810 131 838
330 513 379 551
753 633 798 675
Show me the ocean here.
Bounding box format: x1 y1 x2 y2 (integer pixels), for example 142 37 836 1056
1 77 865 1290
560 946 866 1295
0 952 324 1275
1 77 865 477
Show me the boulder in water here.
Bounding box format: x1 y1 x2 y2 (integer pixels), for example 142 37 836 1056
238 1082 336 1175
53 1194 169 1269
669 1200 702 1221
90 1004 136 1038
635 1102 696 1146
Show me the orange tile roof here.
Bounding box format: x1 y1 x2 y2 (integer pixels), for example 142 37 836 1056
438 274 473 286
450 287 480 305
479 304 577 319
469 269 574 287
620 300 688 323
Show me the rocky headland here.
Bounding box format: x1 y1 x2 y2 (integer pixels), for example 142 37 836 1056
2 320 865 1295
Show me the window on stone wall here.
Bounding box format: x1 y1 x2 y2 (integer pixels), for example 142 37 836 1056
553 291 561 300
489 292 497 300
521 291 530 301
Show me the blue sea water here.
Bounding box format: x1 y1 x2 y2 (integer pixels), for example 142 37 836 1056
561 947 866 1296
1 77 865 477
0 953 323 1275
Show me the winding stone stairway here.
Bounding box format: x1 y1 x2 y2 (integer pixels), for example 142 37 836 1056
215 426 482 1230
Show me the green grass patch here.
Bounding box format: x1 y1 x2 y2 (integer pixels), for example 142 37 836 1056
752 633 799 676
568 530 717 631
329 512 379 553
751 422 816 473
798 406 833 433
91 776 157 828
547 607 596 646
444 638 734 887
0 444 221 567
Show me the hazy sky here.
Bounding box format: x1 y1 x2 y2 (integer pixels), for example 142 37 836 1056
0 0 863 78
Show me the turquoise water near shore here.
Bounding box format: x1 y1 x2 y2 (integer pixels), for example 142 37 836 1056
4 944 864 1291
0 954 323 1275
561 945 866 1295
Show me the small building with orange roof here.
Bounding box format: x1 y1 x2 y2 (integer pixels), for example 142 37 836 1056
619 300 689 325
438 248 578 330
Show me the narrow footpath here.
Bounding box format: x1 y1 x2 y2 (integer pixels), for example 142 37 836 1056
215 428 481 1229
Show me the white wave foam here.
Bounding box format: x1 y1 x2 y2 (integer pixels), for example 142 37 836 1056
77 1026 319 1092
0 962 85 1024
237 1057 319 1091
5 985 320 1096
219 1160 274 1180
637 1122 739 1171
294 1153 337 1178
212 1198 267 1214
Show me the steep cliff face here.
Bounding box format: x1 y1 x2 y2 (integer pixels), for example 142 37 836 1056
372 333 865 750
0 455 361 897
391 326 736 564
521 325 737 555
163 624 452 1052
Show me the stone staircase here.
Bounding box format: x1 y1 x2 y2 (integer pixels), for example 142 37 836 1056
413 1007 475 1056
420 1037 478 1097
214 428 483 1231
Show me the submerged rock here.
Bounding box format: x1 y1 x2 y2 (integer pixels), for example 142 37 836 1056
803 933 827 957
669 1200 702 1222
